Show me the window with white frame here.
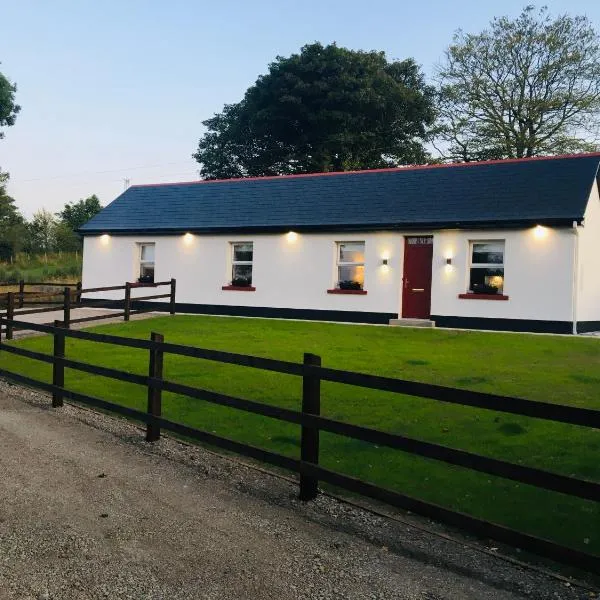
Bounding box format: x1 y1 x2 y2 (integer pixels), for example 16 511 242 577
231 242 253 286
469 241 505 294
138 243 155 283
336 242 365 290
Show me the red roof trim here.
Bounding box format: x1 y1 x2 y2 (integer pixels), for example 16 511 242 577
130 152 600 190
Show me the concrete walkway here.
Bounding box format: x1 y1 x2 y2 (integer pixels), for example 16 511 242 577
5 307 159 338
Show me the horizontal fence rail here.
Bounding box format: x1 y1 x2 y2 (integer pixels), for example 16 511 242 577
0 315 598 572
0 279 176 338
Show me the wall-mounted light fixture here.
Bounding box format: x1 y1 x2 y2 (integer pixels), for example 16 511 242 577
100 234 110 246
286 231 298 243
183 232 194 245
382 258 389 266
444 255 454 274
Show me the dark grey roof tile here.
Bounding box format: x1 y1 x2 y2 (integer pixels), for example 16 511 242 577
80 155 600 233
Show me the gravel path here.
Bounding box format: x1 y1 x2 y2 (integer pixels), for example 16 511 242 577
0 380 597 600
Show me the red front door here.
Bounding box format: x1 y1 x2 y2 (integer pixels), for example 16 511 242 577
402 236 433 319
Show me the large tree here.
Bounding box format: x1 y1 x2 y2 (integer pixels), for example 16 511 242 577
0 64 22 259
194 43 436 178
435 6 600 161
0 171 26 260
28 209 56 254
0 63 20 138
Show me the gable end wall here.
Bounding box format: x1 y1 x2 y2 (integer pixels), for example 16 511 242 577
576 180 600 327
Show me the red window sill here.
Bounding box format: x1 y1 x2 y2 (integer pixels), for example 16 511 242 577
222 285 256 291
458 293 509 301
327 289 368 295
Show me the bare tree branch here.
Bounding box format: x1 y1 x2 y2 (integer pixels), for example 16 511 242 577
434 6 600 161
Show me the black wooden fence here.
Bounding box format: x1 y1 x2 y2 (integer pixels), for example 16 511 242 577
0 279 176 339
0 316 598 572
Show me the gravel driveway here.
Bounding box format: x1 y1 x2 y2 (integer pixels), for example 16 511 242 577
0 381 596 600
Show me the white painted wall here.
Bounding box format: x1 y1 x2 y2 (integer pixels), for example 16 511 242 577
82 222 582 324
576 181 600 323
82 232 404 315
430 227 575 322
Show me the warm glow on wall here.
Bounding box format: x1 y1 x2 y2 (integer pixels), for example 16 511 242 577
183 232 194 245
286 231 298 243
533 225 548 239
100 234 110 245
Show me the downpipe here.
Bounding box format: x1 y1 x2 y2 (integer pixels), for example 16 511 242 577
571 221 580 336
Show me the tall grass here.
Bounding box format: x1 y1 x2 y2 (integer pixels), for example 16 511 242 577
0 252 82 284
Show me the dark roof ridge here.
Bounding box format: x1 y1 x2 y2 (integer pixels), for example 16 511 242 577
132 152 600 189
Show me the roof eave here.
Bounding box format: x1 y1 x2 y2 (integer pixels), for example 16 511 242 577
79 217 583 236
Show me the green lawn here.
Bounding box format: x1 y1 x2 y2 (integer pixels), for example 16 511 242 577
1 315 599 556
0 252 81 285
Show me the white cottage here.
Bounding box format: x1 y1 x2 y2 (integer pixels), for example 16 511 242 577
80 153 600 334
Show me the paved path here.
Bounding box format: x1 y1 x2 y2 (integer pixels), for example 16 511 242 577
0 383 594 599
5 307 158 339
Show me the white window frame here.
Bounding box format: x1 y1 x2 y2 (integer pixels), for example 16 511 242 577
468 240 505 294
138 242 155 283
336 241 365 289
230 241 254 286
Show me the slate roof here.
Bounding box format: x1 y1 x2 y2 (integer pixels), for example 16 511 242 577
80 154 600 234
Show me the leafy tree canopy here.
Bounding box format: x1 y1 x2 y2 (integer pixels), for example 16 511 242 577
0 64 20 139
0 171 21 225
0 170 26 260
194 43 436 178
28 209 56 254
57 194 102 231
435 6 600 161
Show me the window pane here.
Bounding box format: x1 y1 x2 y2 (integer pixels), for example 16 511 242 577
339 242 365 263
140 244 155 262
139 264 155 282
233 243 253 263
472 242 503 264
232 264 253 286
338 265 364 289
469 268 504 294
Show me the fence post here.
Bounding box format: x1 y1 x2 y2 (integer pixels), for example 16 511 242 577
76 281 82 306
146 331 164 442
6 292 14 341
124 282 131 322
169 278 176 315
300 352 321 501
63 287 71 329
52 320 65 408
18 280 24 309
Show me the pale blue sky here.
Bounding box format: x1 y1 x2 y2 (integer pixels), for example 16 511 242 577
1 0 599 216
